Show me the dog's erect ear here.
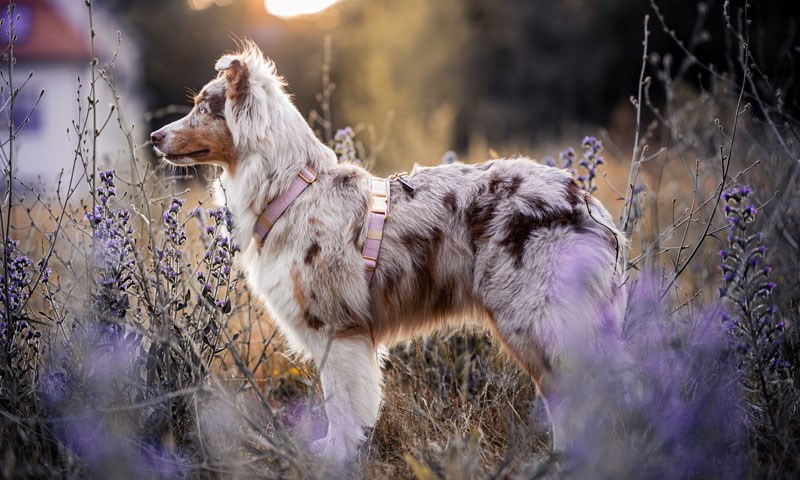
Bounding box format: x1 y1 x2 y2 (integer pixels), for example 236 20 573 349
216 55 249 104
213 43 284 147
215 55 240 73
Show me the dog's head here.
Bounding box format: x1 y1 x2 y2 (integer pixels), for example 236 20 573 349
150 42 288 174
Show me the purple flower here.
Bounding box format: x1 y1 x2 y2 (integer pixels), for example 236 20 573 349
85 170 136 325
559 147 575 169
718 183 789 388
36 258 50 283
551 137 604 193
333 127 360 164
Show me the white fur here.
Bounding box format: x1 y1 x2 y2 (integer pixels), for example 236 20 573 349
152 42 627 463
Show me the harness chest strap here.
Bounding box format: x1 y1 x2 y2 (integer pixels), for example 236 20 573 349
252 164 317 249
251 166 390 286
362 177 390 285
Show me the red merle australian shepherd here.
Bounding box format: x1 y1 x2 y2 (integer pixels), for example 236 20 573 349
151 42 627 464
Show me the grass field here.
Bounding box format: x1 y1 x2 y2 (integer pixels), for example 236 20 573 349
1 2 799 478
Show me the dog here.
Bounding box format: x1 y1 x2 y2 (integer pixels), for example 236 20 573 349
151 42 626 463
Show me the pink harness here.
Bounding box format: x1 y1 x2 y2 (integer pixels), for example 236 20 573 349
251 165 389 286
362 177 389 285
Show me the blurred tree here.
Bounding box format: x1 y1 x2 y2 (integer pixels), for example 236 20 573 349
108 0 799 169
332 0 470 171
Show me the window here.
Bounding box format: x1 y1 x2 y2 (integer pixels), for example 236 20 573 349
2 87 42 133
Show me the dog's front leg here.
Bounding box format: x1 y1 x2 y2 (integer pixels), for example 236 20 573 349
312 336 382 463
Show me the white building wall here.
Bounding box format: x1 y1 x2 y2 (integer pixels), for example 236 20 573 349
6 2 145 188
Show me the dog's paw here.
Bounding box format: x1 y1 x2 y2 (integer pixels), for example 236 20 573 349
308 433 362 464
308 435 347 464
308 436 327 457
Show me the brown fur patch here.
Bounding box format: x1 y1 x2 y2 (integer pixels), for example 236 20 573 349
430 277 455 314
500 208 580 268
397 227 447 314
508 175 523 195
521 194 548 212
293 265 323 330
424 227 445 275
206 88 226 116
332 170 358 189
443 190 458 214
565 178 582 206
291 267 306 310
400 227 444 276
486 312 552 386
500 211 536 268
218 127 237 174
488 173 524 196
488 174 504 194
466 197 498 251
161 114 237 174
304 241 321 265
334 301 373 342
304 310 325 330
333 324 373 342
379 264 401 306
224 60 250 107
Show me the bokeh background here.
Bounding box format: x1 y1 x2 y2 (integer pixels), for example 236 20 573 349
131 0 800 170
7 0 800 179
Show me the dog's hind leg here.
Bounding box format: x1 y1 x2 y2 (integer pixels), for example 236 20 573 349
484 307 567 451
311 336 383 463
479 231 623 453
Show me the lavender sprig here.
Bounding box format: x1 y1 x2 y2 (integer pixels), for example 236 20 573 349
0 238 41 353
195 207 237 313
718 184 790 444
576 136 604 193
156 198 187 287
85 170 135 337
719 185 785 370
544 137 605 194
333 127 360 164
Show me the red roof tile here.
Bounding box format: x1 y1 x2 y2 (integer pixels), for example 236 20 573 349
2 0 90 62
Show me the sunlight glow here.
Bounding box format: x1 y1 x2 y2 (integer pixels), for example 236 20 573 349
264 0 342 18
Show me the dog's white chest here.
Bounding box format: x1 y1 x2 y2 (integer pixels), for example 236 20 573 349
240 248 314 353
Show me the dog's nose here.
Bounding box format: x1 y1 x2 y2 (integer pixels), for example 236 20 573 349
150 130 165 146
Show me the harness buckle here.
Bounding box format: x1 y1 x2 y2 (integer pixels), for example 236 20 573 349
390 172 415 192
371 196 388 214
363 255 378 271
299 165 317 184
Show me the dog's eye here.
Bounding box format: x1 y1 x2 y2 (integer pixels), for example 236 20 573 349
198 106 208 115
